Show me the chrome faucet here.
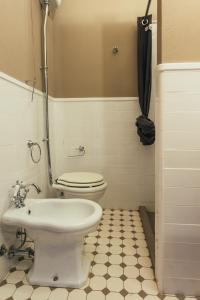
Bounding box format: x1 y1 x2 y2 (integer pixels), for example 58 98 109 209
26 183 41 194
12 181 41 208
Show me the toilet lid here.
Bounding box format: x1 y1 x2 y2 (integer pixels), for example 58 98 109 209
57 172 104 188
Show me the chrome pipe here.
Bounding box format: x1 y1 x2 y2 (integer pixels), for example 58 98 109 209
43 4 53 185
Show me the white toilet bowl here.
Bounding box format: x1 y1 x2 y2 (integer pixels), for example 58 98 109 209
3 198 102 288
53 172 107 202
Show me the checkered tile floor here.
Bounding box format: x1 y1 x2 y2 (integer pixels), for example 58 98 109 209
0 209 198 300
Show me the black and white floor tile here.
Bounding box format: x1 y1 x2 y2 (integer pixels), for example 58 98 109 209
0 209 198 300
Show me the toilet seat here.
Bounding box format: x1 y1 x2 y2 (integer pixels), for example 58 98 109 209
56 172 105 188
53 172 107 201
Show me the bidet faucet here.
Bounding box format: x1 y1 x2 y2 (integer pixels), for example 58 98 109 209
25 183 41 194
12 181 41 208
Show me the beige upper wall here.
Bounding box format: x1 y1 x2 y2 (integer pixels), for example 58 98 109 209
1 1 200 97
53 0 157 98
0 0 157 98
160 0 200 62
0 0 55 95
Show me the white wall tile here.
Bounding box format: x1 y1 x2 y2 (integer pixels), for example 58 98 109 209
161 70 200 93
162 92 200 113
164 150 200 169
163 242 200 261
163 259 200 279
163 277 200 296
0 74 48 281
164 224 200 244
164 187 200 206
163 130 200 150
156 65 200 296
49 99 155 210
163 112 200 131
164 168 200 188
164 205 200 224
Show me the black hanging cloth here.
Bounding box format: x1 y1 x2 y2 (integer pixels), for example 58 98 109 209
135 14 155 146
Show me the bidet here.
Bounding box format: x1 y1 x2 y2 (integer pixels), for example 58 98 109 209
3 198 102 287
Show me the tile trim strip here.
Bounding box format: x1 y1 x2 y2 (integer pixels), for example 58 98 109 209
0 72 138 102
158 63 200 72
51 97 138 102
0 71 47 98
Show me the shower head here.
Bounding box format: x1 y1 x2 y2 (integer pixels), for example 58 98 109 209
40 0 62 12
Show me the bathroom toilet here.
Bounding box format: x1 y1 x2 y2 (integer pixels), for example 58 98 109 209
53 172 107 202
3 198 102 288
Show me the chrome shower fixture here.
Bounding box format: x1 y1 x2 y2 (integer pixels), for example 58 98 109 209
40 0 62 12
40 0 62 184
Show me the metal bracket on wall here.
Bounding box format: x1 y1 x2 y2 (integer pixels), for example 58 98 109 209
68 145 86 157
25 78 36 102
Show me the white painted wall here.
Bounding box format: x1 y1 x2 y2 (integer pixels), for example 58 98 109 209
49 98 155 211
156 63 200 296
0 73 48 280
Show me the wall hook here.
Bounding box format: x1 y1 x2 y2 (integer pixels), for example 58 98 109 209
112 46 119 56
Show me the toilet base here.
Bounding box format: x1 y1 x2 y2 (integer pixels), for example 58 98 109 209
27 230 92 288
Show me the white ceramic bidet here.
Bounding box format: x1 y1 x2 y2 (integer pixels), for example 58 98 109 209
2 198 102 288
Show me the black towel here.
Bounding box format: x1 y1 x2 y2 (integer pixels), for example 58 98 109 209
136 15 155 145
136 115 155 146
